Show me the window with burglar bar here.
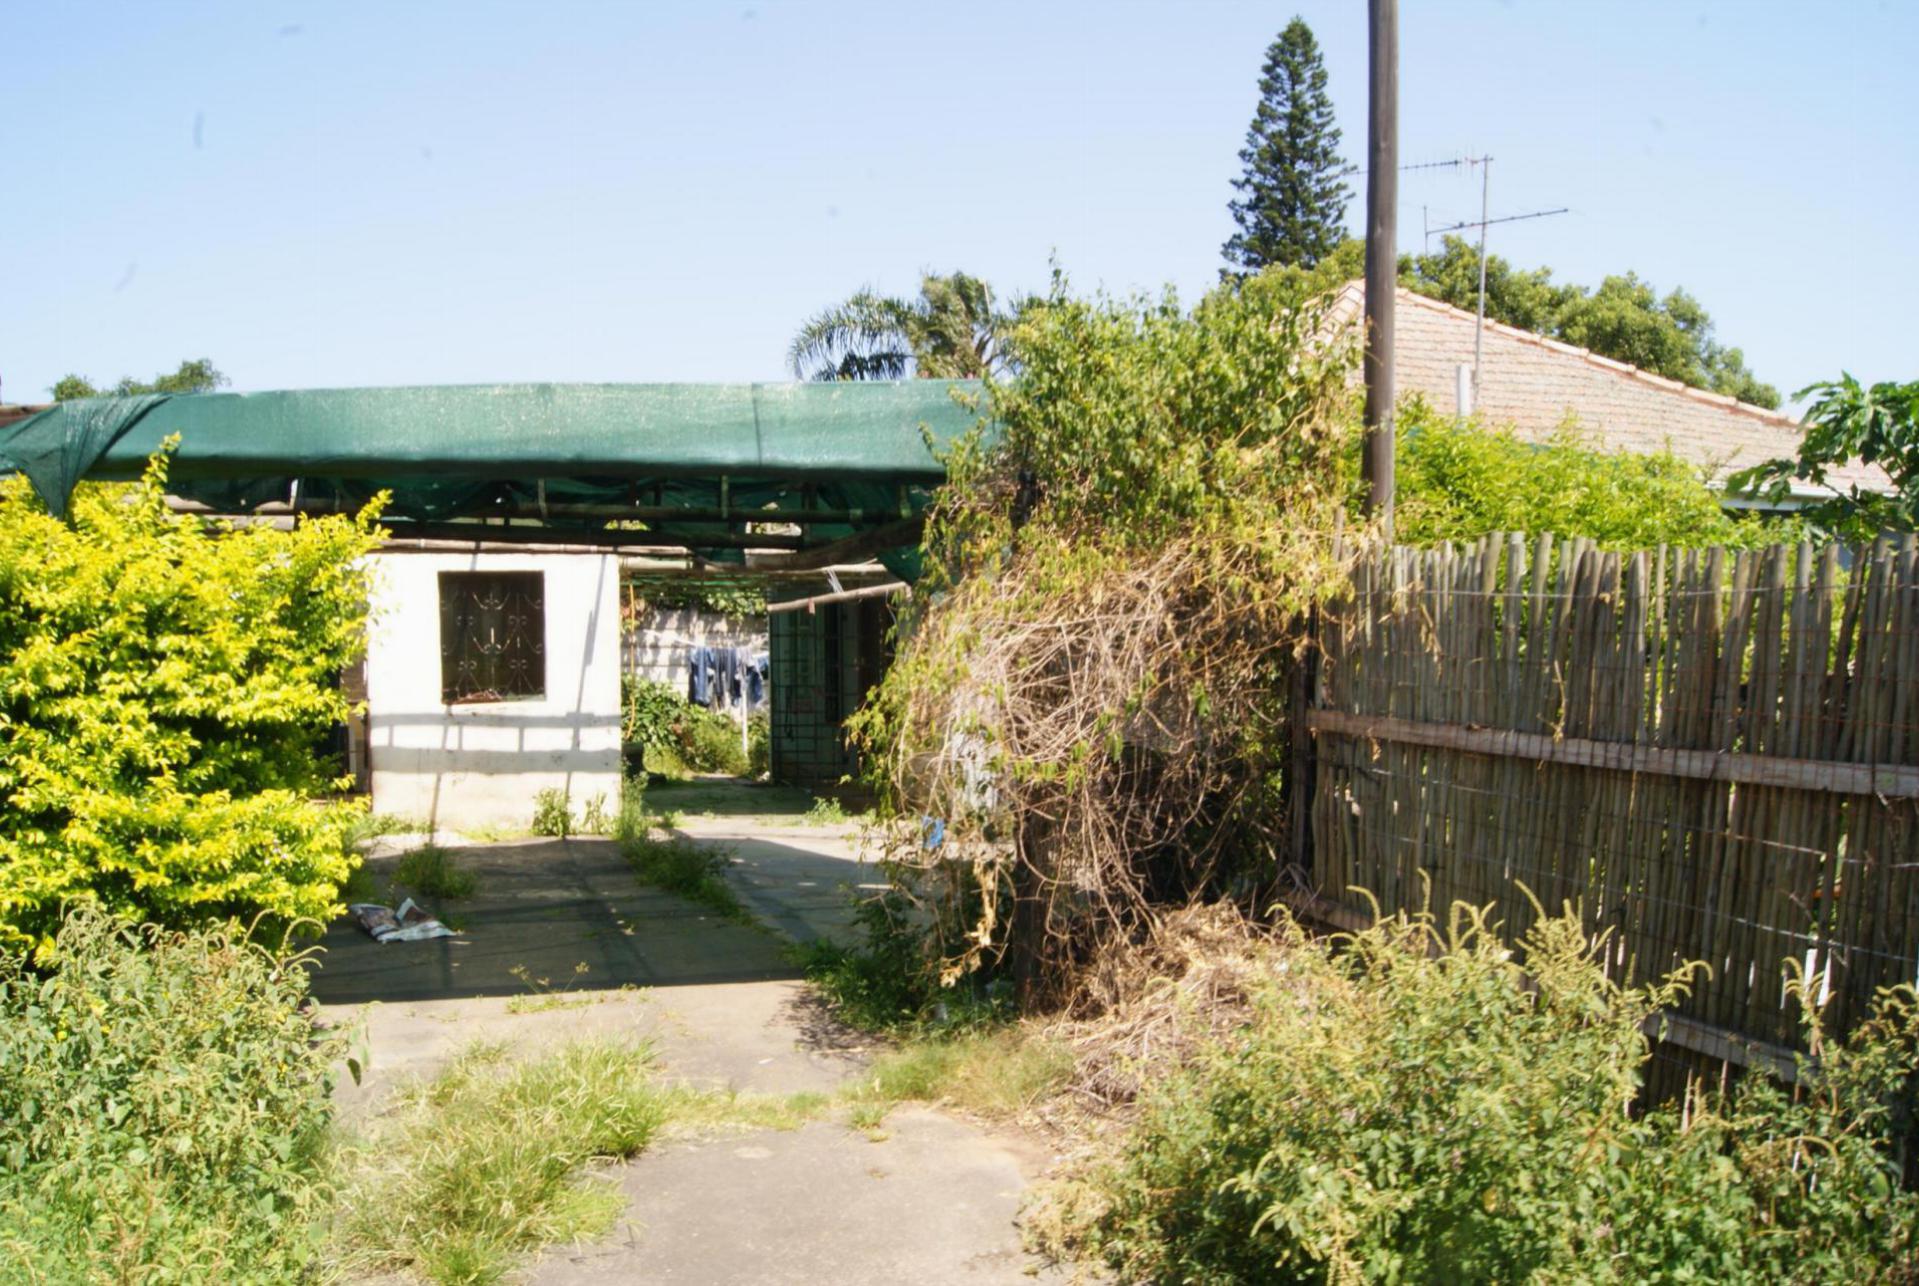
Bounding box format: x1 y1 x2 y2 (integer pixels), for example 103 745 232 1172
438 571 545 704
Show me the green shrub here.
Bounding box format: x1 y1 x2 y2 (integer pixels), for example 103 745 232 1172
1394 400 1786 550
746 712 771 778
393 843 477 900
530 788 573 838
0 909 345 1281
0 453 383 957
621 677 687 752
794 893 998 1034
334 1040 666 1283
1076 904 1919 1284
680 705 749 775
622 676 750 776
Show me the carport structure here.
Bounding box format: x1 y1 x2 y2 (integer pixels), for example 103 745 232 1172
0 381 983 809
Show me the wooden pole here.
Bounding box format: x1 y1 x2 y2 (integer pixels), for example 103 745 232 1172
1362 0 1399 534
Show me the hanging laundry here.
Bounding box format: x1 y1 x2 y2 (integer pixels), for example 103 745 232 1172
686 645 712 706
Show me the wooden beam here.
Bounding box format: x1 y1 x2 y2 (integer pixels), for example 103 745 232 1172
1307 708 1919 799
754 515 924 572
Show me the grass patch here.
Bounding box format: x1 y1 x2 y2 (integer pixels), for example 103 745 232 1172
332 1039 830 1283
343 809 433 847
333 1041 666 1283
847 1028 1072 1129
459 821 532 844
623 833 750 924
392 843 477 900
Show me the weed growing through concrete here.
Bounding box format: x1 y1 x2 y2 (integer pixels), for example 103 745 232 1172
392 843 477 901
801 796 849 826
531 788 574 838
616 786 752 925
506 961 599 1014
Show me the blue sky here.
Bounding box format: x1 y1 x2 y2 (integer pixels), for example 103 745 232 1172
4 1 1913 407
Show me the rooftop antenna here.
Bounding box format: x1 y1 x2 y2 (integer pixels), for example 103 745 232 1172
1424 156 1568 396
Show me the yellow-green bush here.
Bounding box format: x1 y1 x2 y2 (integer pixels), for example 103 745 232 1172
0 452 383 955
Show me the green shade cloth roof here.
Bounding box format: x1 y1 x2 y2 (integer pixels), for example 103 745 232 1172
0 381 989 574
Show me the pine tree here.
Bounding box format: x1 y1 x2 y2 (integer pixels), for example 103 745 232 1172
1223 18 1349 274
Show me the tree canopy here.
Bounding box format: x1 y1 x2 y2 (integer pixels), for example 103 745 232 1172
1399 237 1780 408
1730 374 1919 543
1222 17 1349 274
789 273 1015 381
51 359 228 402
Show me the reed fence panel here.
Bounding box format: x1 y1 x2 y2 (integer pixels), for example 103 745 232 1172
1308 532 1919 1068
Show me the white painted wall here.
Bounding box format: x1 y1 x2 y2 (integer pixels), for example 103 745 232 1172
364 550 622 830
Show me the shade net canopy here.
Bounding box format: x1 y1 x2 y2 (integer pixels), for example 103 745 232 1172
0 381 989 577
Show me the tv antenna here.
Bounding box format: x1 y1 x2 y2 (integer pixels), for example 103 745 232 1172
1420 156 1568 399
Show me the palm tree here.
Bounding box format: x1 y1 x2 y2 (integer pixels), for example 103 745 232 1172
789 272 1014 381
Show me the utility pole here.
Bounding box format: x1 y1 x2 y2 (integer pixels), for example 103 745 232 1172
1362 0 1398 533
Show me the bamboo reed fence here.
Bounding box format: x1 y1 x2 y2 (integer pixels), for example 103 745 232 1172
1305 532 1919 1078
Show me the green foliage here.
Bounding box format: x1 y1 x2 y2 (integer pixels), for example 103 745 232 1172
794 893 950 1033
1393 398 1777 550
622 676 750 775
615 785 750 923
0 452 384 957
1072 903 1919 1284
622 676 687 750
936 270 1355 559
802 795 849 826
853 270 1356 989
334 1040 667 1284
1223 18 1349 273
746 711 771 778
789 271 1017 381
0 910 344 1281
628 579 767 619
393 844 477 901
50 357 228 402
530 788 574 838
1400 236 1781 407
681 706 749 776
1732 373 1919 543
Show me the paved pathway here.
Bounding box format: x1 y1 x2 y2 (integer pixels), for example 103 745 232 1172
312 785 1058 1283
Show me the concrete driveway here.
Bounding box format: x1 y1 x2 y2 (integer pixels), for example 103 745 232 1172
311 785 1061 1284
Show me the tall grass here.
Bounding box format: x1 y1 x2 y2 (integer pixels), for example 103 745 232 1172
333 1041 667 1284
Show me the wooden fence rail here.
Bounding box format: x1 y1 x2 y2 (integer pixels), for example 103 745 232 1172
1307 531 1919 1070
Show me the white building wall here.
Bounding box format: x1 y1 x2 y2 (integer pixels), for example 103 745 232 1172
364 550 623 830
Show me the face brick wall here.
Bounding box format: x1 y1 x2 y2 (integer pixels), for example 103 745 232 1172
1334 284 1887 499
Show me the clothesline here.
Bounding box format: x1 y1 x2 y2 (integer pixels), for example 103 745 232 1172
687 645 769 712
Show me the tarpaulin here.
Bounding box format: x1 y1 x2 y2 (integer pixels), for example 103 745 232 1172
0 381 992 574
